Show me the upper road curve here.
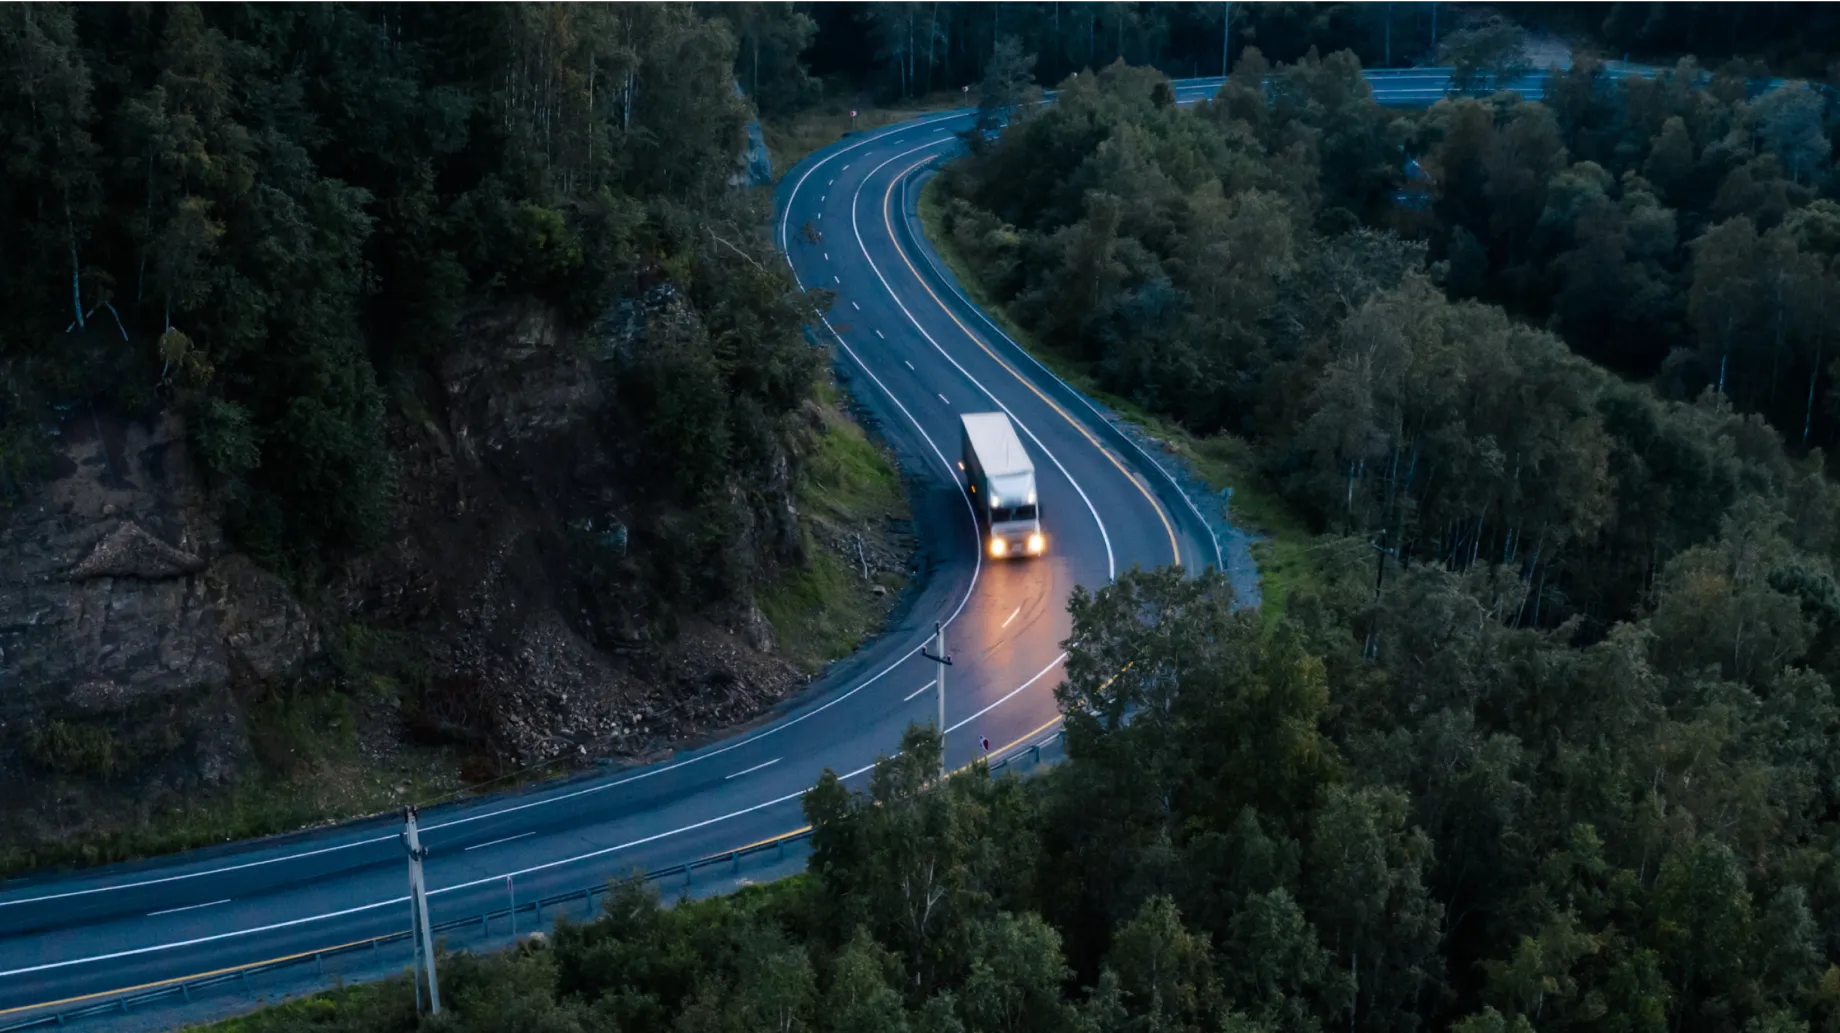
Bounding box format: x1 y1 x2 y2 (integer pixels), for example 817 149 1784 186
0 63 1689 1023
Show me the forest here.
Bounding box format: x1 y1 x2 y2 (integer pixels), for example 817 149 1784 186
208 8 1840 1033
0 2 822 603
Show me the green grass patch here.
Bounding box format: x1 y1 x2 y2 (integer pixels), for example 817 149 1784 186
759 542 879 672
803 378 907 522
917 177 1324 626
758 382 913 673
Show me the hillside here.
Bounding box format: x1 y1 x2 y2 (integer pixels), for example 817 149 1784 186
0 4 916 872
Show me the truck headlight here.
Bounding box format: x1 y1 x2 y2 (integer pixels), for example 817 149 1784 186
989 538 1007 558
1027 533 1044 554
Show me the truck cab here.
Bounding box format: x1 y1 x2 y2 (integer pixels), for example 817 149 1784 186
960 412 1044 559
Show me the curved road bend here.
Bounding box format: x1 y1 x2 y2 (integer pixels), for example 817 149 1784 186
0 63 1667 1018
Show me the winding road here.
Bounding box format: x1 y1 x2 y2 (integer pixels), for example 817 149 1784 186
0 63 1705 1027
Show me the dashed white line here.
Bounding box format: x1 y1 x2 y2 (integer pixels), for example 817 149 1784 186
725 758 781 780
820 195 826 202
875 329 885 339
464 831 534 852
904 680 937 702
827 178 834 186
938 393 950 405
834 275 841 284
147 899 229 918
823 252 829 261
1002 606 1020 628
842 163 851 171
852 301 860 310
904 360 914 370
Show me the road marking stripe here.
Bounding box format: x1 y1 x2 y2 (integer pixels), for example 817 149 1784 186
463 832 534 852
147 899 228 918
938 393 949 404
725 758 781 780
904 680 936 702
875 329 885 339
904 360 914 370
1002 606 1020 628
852 301 860 310
823 251 829 260
834 275 841 284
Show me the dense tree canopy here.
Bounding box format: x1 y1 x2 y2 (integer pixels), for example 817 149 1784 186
0 3 822 604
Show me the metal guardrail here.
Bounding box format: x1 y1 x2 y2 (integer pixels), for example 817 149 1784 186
0 730 1068 1033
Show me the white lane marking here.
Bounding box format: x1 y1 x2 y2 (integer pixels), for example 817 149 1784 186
464 831 534 852
0 759 888 980
948 652 1065 734
1002 606 1020 628
725 758 781 780
834 275 841 284
905 679 937 702
824 251 829 260
852 301 860 310
821 194 826 202
827 178 834 186
852 138 1117 581
938 393 950 405
147 899 229 918
904 360 914 370
842 163 851 171
875 329 885 339
778 108 963 256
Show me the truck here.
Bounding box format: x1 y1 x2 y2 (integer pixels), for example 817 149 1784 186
960 411 1044 559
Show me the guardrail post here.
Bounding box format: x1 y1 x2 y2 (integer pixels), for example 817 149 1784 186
181 982 191 1003
316 952 323 977
778 838 786 861
732 850 740 874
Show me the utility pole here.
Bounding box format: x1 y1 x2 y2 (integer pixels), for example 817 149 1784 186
402 806 440 1016
1222 1 1231 77
1384 2 1392 66
920 621 953 779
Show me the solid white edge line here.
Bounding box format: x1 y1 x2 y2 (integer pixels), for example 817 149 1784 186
463 831 535 853
724 758 781 780
851 138 1117 582
948 653 1066 734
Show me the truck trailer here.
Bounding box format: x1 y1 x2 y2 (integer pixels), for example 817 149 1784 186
960 412 1043 559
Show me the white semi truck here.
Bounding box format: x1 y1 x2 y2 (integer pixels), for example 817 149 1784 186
960 411 1044 559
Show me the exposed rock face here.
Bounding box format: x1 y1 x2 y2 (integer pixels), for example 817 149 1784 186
1 291 904 859
0 411 316 798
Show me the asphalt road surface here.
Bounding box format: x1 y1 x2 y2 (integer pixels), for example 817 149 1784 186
0 63 1689 1026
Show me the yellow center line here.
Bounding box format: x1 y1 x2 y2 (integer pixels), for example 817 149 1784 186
880 156 1183 569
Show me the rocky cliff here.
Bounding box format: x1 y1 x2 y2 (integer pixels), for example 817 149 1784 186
0 294 909 865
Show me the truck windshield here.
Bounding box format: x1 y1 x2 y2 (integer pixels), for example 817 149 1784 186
991 503 1037 524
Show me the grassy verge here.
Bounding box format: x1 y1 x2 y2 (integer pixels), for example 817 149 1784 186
758 378 913 672
762 91 969 178
0 740 466 879
916 177 1322 625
